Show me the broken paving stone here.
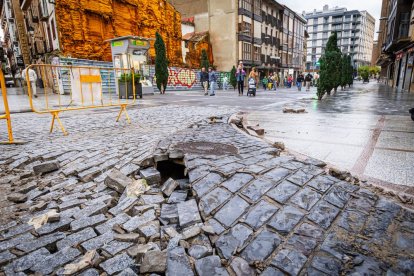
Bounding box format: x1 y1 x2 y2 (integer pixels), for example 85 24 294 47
230 257 256 276
267 205 305 236
221 173 254 193
199 187 232 216
109 197 139 216
215 223 253 259
70 214 107 232
177 199 202 228
181 224 202 240
168 190 188 203
289 187 322 211
161 178 179 197
140 250 167 274
115 233 140 242
167 246 194 275
123 209 156 232
31 247 81 275
243 199 278 230
138 220 160 238
192 173 225 197
105 169 133 193
118 267 138 276
266 180 300 204
7 193 28 203
247 125 265 136
29 201 48 212
189 244 210 259
57 227 97 250
241 230 282 264
214 196 250 228
78 268 100 276
140 167 161 185
271 248 307 276
81 231 115 251
33 161 60 175
102 240 133 256
195 255 229 276
61 250 100 275
99 253 136 275
127 242 160 259
0 250 16 266
261 266 285 276
96 213 131 234
161 204 179 224
16 231 66 252
307 200 340 229
4 247 51 273
141 194 165 205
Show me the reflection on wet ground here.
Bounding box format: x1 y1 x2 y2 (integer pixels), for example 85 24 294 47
248 82 414 190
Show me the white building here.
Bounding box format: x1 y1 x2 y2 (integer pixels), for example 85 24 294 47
303 5 375 70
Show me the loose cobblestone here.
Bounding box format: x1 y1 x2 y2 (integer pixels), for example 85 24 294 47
0 105 413 275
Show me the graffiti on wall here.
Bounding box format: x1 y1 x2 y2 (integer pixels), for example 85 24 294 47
148 66 231 91
167 68 197 88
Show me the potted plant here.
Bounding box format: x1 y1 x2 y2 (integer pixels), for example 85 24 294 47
118 73 143 99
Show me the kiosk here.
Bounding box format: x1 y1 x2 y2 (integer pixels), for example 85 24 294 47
108 36 154 97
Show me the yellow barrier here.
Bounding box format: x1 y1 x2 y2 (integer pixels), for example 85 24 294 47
25 64 137 135
0 69 25 144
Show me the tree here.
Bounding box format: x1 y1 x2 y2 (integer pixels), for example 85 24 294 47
346 55 353 87
316 32 342 99
155 32 169 94
230 66 237 90
340 54 348 90
358 66 370 83
200 49 210 69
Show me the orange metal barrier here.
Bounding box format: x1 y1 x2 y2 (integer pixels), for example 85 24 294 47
25 64 137 135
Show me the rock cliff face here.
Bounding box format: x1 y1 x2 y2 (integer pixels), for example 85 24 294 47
56 0 183 66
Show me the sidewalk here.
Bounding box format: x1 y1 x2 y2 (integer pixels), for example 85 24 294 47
247 82 414 190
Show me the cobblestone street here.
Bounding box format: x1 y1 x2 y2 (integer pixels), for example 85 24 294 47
0 103 413 275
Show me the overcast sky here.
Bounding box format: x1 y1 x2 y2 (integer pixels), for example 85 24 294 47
278 0 381 39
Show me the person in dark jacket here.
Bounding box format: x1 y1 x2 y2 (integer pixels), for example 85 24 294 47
235 64 246 96
305 73 313 91
200 67 209 96
296 74 304 91
208 67 217 96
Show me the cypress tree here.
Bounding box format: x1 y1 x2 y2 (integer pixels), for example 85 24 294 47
155 32 169 94
200 49 210 69
347 55 353 87
317 32 343 99
340 54 348 90
230 66 237 90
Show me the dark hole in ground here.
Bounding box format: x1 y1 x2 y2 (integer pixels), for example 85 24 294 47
156 159 187 184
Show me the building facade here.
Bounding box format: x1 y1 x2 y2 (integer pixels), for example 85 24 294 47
0 0 31 74
303 5 375 71
171 0 307 78
376 0 414 93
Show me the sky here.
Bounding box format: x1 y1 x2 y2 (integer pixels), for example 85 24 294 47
278 0 381 39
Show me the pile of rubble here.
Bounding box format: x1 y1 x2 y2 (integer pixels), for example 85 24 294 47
1 157 231 275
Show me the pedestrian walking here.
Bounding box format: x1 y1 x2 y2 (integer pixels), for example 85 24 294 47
223 75 228 90
262 76 268 90
208 67 217 96
235 65 246 96
296 74 304 91
305 73 313 91
287 75 293 88
249 67 259 86
22 66 38 98
200 67 209 96
273 74 278 91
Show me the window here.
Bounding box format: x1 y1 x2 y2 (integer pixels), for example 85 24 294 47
253 0 261 16
313 25 317 32
51 19 56 40
240 0 252 12
242 42 252 60
398 12 410 38
254 46 261 61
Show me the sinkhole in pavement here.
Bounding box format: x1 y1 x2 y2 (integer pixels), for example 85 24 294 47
156 159 187 184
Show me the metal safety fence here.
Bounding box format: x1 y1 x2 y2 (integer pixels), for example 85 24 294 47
25 64 137 135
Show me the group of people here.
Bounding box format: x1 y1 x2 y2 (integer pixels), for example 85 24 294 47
199 67 218 96
199 61 319 96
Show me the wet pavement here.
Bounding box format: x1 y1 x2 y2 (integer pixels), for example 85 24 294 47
247 82 414 190
0 103 413 275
